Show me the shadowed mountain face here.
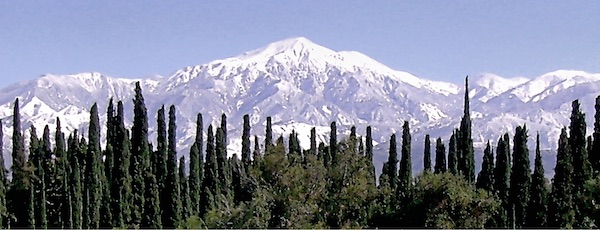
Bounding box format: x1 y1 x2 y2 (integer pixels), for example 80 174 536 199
1 37 599 177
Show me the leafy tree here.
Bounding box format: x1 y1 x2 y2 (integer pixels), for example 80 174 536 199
423 134 431 172
525 132 548 227
476 141 494 191
434 137 446 174
548 128 575 228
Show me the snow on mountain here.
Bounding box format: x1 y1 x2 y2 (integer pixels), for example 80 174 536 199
0 37 599 177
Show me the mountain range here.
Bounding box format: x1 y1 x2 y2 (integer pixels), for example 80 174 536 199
2 37 600 177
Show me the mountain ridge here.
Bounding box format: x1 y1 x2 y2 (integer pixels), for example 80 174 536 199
0 37 598 177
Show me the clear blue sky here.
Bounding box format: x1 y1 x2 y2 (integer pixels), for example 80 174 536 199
1 1 599 88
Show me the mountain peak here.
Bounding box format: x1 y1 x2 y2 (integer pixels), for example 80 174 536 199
235 37 335 62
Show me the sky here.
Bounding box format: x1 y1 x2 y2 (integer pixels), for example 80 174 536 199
0 1 599 88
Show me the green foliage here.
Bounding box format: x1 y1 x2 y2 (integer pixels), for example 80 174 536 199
458 76 475 183
476 141 494 191
548 128 575 228
398 121 412 198
130 82 151 226
242 114 252 170
526 132 548 227
163 105 182 228
448 131 458 175
189 113 203 216
434 137 446 174
592 96 600 173
423 134 431 172
509 125 531 228
493 134 511 227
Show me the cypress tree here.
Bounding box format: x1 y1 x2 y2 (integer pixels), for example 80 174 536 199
525 132 548 227
423 134 431 172
111 101 132 228
592 95 600 173
381 134 398 190
434 137 446 174
476 141 494 191
366 126 376 185
179 156 191 222
288 130 301 165
164 105 181 228
548 128 575 228
8 98 33 228
253 135 261 165
130 82 151 226
0 120 6 228
242 114 251 170
494 134 511 228
83 103 102 229
509 125 531 228
189 113 203 215
330 121 337 165
141 170 162 229
30 126 47 229
102 99 115 228
398 121 412 197
448 131 458 175
265 116 273 152
41 125 62 228
200 125 218 216
458 76 475 183
216 127 231 200
68 133 83 229
156 105 169 225
55 118 72 228
568 100 591 226
310 127 317 157
221 113 228 145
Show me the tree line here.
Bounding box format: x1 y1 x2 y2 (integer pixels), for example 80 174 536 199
0 78 599 228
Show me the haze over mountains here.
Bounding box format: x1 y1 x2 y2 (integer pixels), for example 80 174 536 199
1 37 599 176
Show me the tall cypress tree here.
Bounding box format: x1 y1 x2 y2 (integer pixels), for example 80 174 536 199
68 133 83 229
494 134 511 228
253 135 261 165
476 141 494 191
111 101 132 228
242 114 251 170
398 121 412 198
42 125 56 227
423 134 431 172
54 118 72 229
265 116 273 153
310 127 317 157
156 105 169 226
221 113 228 145
29 126 47 229
83 103 102 229
509 125 531 228
179 156 191 222
458 76 475 183
8 98 33 228
216 127 231 200
366 126 376 185
434 137 446 174
130 82 150 226
164 105 181 228
200 125 218 216
526 132 548 227
592 95 600 173
189 113 203 216
330 121 337 166
548 128 575 228
141 169 161 229
288 130 301 165
568 100 591 226
448 131 458 175
380 134 398 189
102 99 115 228
0 120 6 228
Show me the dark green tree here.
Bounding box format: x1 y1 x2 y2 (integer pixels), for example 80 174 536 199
525 132 548 227
130 82 151 226
83 103 102 229
509 125 531 228
111 101 132 228
265 116 273 152
179 156 191 221
398 121 412 198
493 134 511 228
434 137 446 174
548 128 575 228
476 141 494 191
54 118 72 228
200 125 218 216
0 120 7 228
68 133 83 229
310 127 317 157
102 99 115 228
141 170 161 229
156 105 169 226
458 76 475 183
8 98 33 228
30 126 47 229
163 105 182 228
592 96 600 173
366 126 376 185
288 130 301 165
221 113 228 145
216 126 231 201
242 114 252 170
423 134 431 172
330 121 337 166
189 113 203 215
568 100 592 226
380 134 398 190
448 131 458 175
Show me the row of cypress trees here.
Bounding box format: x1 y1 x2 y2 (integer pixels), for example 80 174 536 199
0 77 599 228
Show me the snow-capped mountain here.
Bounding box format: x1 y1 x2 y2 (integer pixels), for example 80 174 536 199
1 37 599 177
